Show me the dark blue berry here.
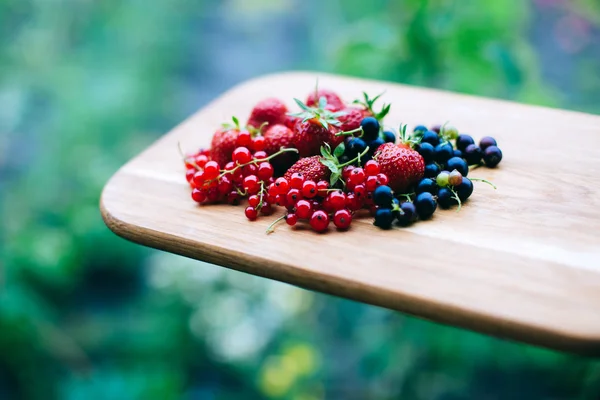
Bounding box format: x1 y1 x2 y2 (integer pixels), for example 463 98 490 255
374 208 394 229
479 136 497 151
463 144 482 165
417 142 435 163
396 202 417 226
456 178 473 201
346 138 367 158
421 130 440 146
437 187 457 209
373 185 394 207
434 143 454 163
382 130 396 143
483 146 502 167
413 125 428 134
415 192 437 219
453 149 463 158
424 163 441 178
445 156 469 176
367 137 385 155
456 134 475 151
416 178 438 195
361 117 380 141
430 124 441 133
339 155 349 164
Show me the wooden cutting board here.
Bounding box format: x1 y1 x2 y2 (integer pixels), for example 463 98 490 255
101 72 600 355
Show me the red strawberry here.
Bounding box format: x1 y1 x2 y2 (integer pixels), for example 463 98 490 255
283 156 331 183
210 127 239 166
284 115 299 130
263 124 298 175
306 89 344 111
374 143 425 193
247 98 288 131
293 120 341 157
338 107 364 132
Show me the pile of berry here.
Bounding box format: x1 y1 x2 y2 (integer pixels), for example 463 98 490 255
182 87 502 233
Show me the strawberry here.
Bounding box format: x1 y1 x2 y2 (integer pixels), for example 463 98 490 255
283 155 331 183
338 107 365 132
247 98 288 131
289 98 346 157
263 124 298 175
210 117 242 166
374 142 424 193
306 89 345 111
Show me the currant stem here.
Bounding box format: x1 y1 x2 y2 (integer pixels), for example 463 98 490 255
335 127 363 138
215 147 299 182
266 214 287 235
400 193 415 202
177 142 201 171
339 146 370 168
449 187 462 213
470 177 497 189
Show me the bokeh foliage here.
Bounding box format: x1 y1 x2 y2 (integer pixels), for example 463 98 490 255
1 0 600 399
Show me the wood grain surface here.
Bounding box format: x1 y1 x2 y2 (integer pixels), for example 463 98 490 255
101 71 600 355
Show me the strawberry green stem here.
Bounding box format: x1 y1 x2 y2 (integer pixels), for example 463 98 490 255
266 214 287 234
339 147 370 168
335 127 363 138
470 178 497 189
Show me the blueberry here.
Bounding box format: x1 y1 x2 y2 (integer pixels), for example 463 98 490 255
367 137 385 155
437 187 457 209
374 208 394 229
416 178 438 195
463 144 482 165
430 124 441 133
479 136 497 151
417 142 435 163
483 146 502 167
456 178 473 201
373 185 394 207
445 156 469 176
421 130 440 146
346 138 367 158
434 143 454 163
339 155 349 164
396 202 417 226
415 192 437 219
361 117 380 141
456 134 475 151
424 163 441 178
413 125 428 134
382 130 396 143
453 149 463 158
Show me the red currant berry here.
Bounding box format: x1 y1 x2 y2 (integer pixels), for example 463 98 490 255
365 175 379 192
253 150 268 160
285 213 298 226
301 180 317 198
227 191 240 205
333 209 352 229
275 177 289 195
311 200 321 211
295 199 313 219
316 180 329 196
276 194 288 207
195 154 209 168
191 188 206 203
248 195 260 208
345 180 356 192
242 163 258 177
364 191 375 206
354 184 366 199
207 188 220 202
218 176 233 195
321 196 335 213
345 193 362 211
260 203 274 215
243 175 260 194
231 170 244 185
290 172 305 189
364 160 380 176
232 147 252 164
348 168 366 185
328 190 346 210
245 206 258 221
342 165 355 179
186 168 196 183
252 136 266 152
193 169 205 186
257 162 274 181
376 173 388 186
224 161 236 171
267 194 277 204
203 161 220 180
236 130 252 148
286 188 302 205
267 183 278 197
309 210 330 232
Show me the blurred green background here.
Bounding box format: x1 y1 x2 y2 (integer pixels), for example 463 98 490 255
2 0 600 399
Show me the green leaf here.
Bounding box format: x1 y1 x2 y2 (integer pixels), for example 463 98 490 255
320 158 339 174
318 96 327 109
333 142 345 158
232 116 239 127
320 144 331 158
330 171 341 186
294 98 312 112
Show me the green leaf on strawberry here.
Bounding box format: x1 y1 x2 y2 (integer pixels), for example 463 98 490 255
288 98 346 130
353 91 391 122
